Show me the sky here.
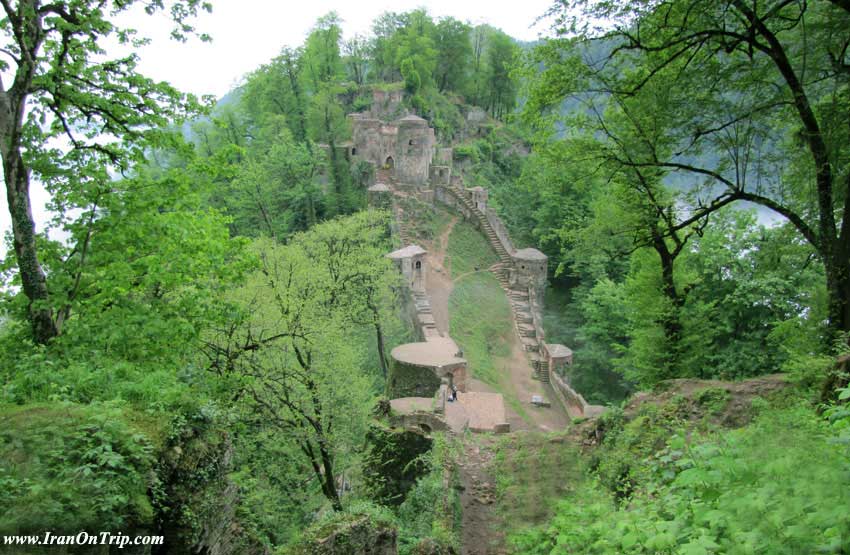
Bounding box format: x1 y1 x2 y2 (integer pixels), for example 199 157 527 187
0 0 556 257
127 0 557 100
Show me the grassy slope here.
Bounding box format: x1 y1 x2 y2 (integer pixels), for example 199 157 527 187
446 220 499 279
448 272 512 389
446 221 533 420
492 432 586 535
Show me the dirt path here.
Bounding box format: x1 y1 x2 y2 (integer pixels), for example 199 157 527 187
497 336 571 432
458 436 505 555
425 216 458 335
424 215 569 432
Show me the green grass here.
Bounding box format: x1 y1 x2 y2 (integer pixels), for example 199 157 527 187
447 272 532 423
448 273 512 387
492 432 586 535
446 220 499 279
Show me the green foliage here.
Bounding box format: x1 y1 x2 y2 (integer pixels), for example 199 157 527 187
401 58 422 95
512 405 850 554
396 435 460 555
0 403 163 534
363 422 433 506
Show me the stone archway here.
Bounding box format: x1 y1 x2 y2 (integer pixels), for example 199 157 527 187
385 156 394 169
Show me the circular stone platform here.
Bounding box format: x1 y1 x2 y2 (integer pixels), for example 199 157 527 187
391 337 465 369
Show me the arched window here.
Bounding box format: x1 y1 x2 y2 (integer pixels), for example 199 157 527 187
415 260 422 270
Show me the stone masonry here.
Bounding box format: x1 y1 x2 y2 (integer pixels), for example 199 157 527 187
360 86 602 422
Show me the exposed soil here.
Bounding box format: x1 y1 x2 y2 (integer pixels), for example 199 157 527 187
424 217 569 432
567 373 794 447
425 216 458 335
625 373 792 427
496 338 571 432
457 436 506 555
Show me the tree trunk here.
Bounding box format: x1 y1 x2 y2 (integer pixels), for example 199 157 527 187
0 85 57 344
317 437 343 511
653 232 684 376
824 249 850 344
374 321 388 379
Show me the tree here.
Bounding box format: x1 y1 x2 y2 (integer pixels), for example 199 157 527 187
203 216 396 511
392 9 437 90
295 211 399 379
302 12 344 93
543 0 850 344
433 17 472 92
343 34 369 86
485 31 519 119
241 47 309 144
0 0 210 344
228 123 322 238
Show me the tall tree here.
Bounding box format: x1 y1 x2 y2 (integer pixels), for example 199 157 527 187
543 0 850 344
343 34 369 86
485 30 519 119
433 17 472 92
0 0 210 344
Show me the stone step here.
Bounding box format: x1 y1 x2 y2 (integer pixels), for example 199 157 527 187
515 311 533 324
517 325 537 338
521 337 540 352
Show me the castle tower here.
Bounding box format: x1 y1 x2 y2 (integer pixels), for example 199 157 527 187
394 115 435 186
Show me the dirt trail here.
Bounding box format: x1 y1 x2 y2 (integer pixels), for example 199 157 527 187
458 436 506 555
424 216 457 335
423 215 569 432
395 190 570 553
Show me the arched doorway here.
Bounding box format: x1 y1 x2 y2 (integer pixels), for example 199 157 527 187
384 156 394 169
413 259 424 291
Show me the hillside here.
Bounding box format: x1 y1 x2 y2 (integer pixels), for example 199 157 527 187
1 2 849 555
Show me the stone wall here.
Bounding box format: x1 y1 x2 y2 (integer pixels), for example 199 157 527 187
389 409 451 434
485 207 515 255
372 88 405 120
550 370 592 417
388 358 445 398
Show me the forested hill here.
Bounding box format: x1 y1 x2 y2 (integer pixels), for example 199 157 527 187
1 2 850 554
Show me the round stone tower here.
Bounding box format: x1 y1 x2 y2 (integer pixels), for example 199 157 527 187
394 114 435 186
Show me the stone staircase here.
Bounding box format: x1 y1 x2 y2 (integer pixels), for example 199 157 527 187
445 184 512 265
412 289 439 337
444 184 552 384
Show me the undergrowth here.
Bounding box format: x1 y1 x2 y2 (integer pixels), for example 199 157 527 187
510 401 850 554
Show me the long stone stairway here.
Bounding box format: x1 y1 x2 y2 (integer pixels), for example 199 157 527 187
446 184 549 383
445 184 512 265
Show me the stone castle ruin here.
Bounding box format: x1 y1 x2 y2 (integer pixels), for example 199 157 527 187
348 113 437 186
355 88 603 434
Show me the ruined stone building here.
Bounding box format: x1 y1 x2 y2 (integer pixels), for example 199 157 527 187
347 112 438 186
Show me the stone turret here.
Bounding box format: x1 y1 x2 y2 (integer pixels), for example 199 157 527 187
395 115 436 185
387 244 427 292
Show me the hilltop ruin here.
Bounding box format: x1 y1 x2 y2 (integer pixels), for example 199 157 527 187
350 89 603 434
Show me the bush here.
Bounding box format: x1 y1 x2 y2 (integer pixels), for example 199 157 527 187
0 402 165 534
511 404 850 554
